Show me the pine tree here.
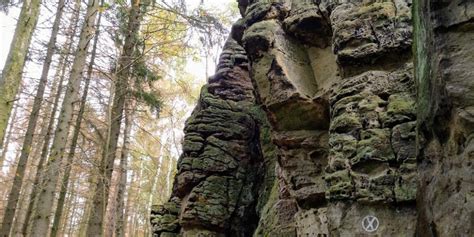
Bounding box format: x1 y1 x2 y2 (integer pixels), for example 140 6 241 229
86 1 143 235
50 6 103 236
30 0 100 235
115 101 133 237
0 0 41 150
21 1 83 234
0 1 65 235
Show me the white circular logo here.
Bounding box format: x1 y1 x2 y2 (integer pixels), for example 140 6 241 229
362 215 379 233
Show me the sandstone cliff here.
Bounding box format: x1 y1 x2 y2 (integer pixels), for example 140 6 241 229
151 0 473 236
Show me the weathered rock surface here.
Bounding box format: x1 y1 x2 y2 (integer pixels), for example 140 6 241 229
151 36 271 237
415 0 474 236
152 0 473 236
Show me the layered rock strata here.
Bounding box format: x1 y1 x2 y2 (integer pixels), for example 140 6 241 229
151 34 275 237
152 0 473 236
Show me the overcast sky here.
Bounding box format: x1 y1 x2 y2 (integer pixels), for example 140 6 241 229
0 7 20 68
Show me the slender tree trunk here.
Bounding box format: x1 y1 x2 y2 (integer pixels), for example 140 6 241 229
123 169 135 235
0 97 18 169
133 213 139 236
30 0 100 235
11 146 39 236
0 0 41 150
125 175 136 236
21 1 82 235
50 6 102 237
11 182 32 236
115 102 133 237
86 2 141 235
131 156 145 237
66 189 80 236
128 207 136 237
21 50 68 235
146 159 162 236
0 1 65 236
0 86 22 205
105 171 118 237
78 165 99 237
61 173 77 236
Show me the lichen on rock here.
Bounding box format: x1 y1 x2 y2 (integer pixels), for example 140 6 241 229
152 0 473 236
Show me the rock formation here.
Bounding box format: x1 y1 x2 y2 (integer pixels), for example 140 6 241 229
415 0 474 235
151 0 473 236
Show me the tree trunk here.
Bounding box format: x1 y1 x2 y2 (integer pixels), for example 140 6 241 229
66 192 80 236
78 165 99 237
105 170 118 237
123 169 135 235
0 96 18 168
30 0 100 235
21 1 82 234
132 155 145 237
11 147 39 235
22 49 68 235
115 101 133 237
0 0 41 150
50 6 102 237
0 1 65 236
86 1 141 235
62 173 78 236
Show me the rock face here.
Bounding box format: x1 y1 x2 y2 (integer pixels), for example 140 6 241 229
151 38 271 237
415 0 474 236
152 0 473 236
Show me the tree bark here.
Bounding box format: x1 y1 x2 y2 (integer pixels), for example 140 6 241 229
123 169 135 235
86 1 141 235
21 1 82 234
0 1 65 236
115 101 133 237
0 96 18 168
105 171 118 237
11 147 39 235
30 0 100 235
132 155 145 237
0 0 41 150
50 6 102 237
78 165 99 237
62 173 78 236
